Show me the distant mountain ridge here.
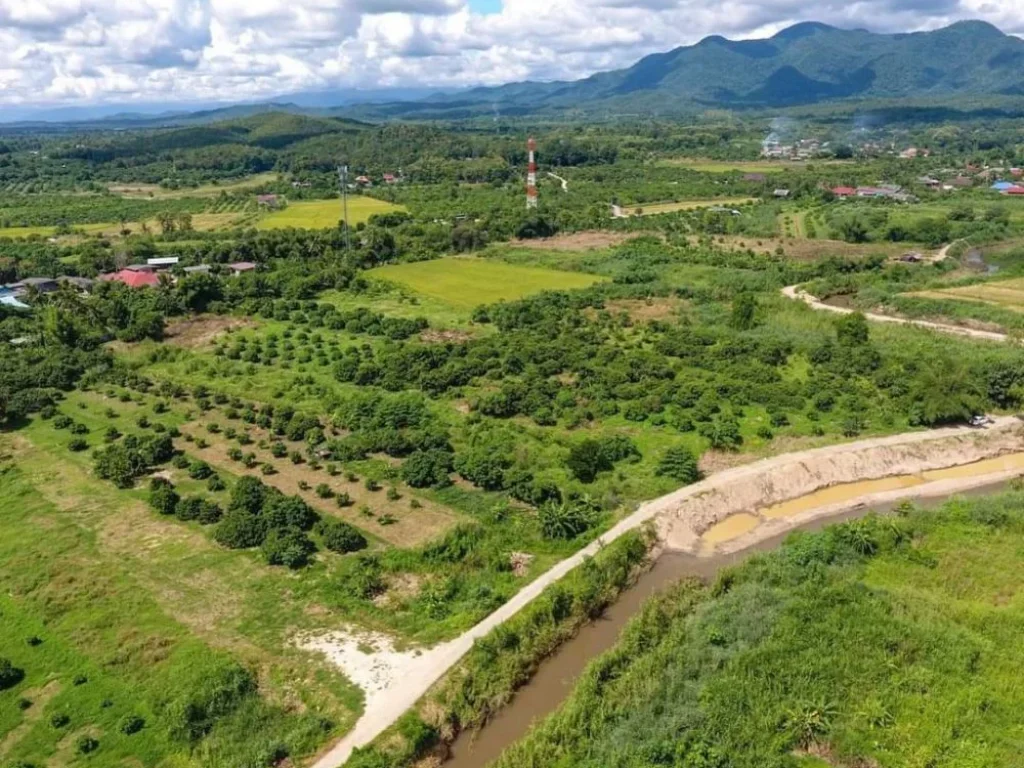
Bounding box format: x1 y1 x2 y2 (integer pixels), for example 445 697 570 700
412 20 1024 115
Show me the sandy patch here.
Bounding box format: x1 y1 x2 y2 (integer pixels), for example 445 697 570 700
164 315 257 350
298 629 456 717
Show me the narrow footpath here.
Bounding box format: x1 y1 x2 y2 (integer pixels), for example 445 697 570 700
781 284 1010 343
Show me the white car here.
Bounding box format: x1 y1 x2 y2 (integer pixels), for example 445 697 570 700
969 415 994 428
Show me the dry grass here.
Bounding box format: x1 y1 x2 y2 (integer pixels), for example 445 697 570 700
600 297 685 323
509 231 634 251
177 424 462 548
689 235 912 261
905 278 1024 312
625 198 758 216
163 315 258 350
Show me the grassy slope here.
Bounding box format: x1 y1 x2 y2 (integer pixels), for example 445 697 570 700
493 493 1024 768
0 427 361 767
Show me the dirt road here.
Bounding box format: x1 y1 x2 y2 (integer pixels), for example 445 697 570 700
547 172 568 191
310 417 1023 768
781 284 1010 343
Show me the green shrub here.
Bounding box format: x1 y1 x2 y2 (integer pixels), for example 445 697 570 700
655 445 700 484
316 519 368 554
119 714 145 735
261 528 316 569
0 657 24 690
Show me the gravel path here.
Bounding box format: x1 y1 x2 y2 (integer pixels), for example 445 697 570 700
781 284 1009 343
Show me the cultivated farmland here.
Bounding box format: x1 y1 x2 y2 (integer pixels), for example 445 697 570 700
367 257 607 308
256 198 404 230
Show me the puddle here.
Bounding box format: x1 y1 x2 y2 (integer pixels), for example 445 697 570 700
761 475 926 519
701 512 760 544
922 452 1024 481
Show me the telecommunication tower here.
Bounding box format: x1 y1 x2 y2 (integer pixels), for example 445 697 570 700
526 137 538 209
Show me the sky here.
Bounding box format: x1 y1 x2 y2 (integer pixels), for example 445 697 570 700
0 0 1022 111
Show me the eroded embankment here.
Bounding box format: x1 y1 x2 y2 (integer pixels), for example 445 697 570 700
656 416 1024 552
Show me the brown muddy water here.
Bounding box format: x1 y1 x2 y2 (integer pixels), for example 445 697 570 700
444 475 1017 768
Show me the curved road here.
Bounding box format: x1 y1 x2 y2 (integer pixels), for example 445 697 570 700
311 417 1018 768
781 284 1010 343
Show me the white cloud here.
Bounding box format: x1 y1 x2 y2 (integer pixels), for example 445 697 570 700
0 0 1020 109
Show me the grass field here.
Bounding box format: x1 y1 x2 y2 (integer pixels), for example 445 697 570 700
109 173 280 199
257 198 404 230
905 277 1024 312
624 197 758 216
0 390 364 767
366 258 606 309
0 214 245 240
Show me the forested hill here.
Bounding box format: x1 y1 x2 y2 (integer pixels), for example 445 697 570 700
377 20 1024 116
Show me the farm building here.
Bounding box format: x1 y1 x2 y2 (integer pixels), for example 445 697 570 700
257 194 280 208
832 186 856 197
147 257 180 270
228 262 257 275
8 277 59 294
58 276 94 292
100 269 161 288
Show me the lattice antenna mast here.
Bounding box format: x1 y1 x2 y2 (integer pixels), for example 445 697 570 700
337 164 351 250
526 137 538 209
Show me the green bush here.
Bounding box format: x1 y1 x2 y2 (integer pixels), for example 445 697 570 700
655 445 700 484
316 519 368 554
261 528 316 569
0 657 24 690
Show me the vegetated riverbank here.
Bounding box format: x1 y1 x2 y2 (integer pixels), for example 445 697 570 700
489 489 1024 768
327 417 1024 768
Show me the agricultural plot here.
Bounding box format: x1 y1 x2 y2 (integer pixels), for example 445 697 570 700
108 173 280 199
256 198 404 230
367 257 607 309
623 197 758 216
656 159 851 173
904 277 1024 313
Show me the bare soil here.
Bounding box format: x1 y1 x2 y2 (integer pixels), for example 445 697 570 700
164 315 257 350
510 231 633 251
420 329 473 344
0 681 61 759
601 297 684 323
177 423 462 548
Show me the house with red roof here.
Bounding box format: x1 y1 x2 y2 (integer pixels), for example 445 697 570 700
1003 186 1024 196
831 186 856 197
99 269 161 288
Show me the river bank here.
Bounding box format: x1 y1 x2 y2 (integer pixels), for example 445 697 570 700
312 417 1024 768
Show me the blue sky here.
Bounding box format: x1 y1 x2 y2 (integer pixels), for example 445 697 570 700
467 0 503 13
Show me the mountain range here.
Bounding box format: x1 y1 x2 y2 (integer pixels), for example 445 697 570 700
402 20 1024 117
2 20 1023 127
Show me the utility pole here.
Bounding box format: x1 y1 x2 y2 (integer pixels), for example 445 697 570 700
337 164 351 251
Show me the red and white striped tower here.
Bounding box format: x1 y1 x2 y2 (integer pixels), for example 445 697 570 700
526 137 538 209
